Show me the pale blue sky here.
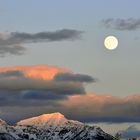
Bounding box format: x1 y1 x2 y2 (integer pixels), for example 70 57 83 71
0 0 140 96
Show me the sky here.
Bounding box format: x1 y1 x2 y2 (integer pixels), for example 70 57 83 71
0 0 140 124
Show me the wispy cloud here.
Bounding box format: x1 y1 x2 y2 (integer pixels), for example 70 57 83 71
102 18 140 30
0 29 83 57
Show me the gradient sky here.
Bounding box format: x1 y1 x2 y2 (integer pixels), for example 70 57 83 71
0 0 140 123
0 0 140 96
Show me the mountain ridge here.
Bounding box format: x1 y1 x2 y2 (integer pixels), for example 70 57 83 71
0 112 116 140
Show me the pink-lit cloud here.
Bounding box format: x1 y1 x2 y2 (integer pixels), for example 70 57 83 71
0 65 139 123
59 94 140 119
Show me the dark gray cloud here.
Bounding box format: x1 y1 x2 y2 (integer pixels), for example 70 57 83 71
20 90 67 100
102 18 140 30
0 70 24 78
0 77 85 93
0 90 68 107
0 45 25 57
0 29 83 56
54 73 96 83
11 29 82 42
0 77 85 107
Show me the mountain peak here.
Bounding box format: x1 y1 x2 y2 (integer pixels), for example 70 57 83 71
17 112 68 127
41 112 64 118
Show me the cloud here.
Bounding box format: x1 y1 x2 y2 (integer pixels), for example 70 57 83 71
1 93 140 124
11 29 82 42
59 94 140 121
119 125 140 139
0 45 25 57
0 77 85 93
0 65 71 80
0 70 24 78
0 65 96 107
54 73 96 83
0 65 94 92
0 90 68 107
20 90 67 100
102 18 140 30
1 65 140 124
0 29 83 56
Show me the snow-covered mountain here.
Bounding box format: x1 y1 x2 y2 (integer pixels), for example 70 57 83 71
17 112 82 127
0 112 116 140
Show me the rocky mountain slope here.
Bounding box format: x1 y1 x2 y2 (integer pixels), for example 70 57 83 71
0 112 116 140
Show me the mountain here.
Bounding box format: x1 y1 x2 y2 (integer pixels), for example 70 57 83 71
17 112 82 127
0 112 116 140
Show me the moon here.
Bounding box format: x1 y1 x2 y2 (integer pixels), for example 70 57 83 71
104 36 118 50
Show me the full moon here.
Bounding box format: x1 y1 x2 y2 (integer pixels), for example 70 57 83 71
104 36 118 50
